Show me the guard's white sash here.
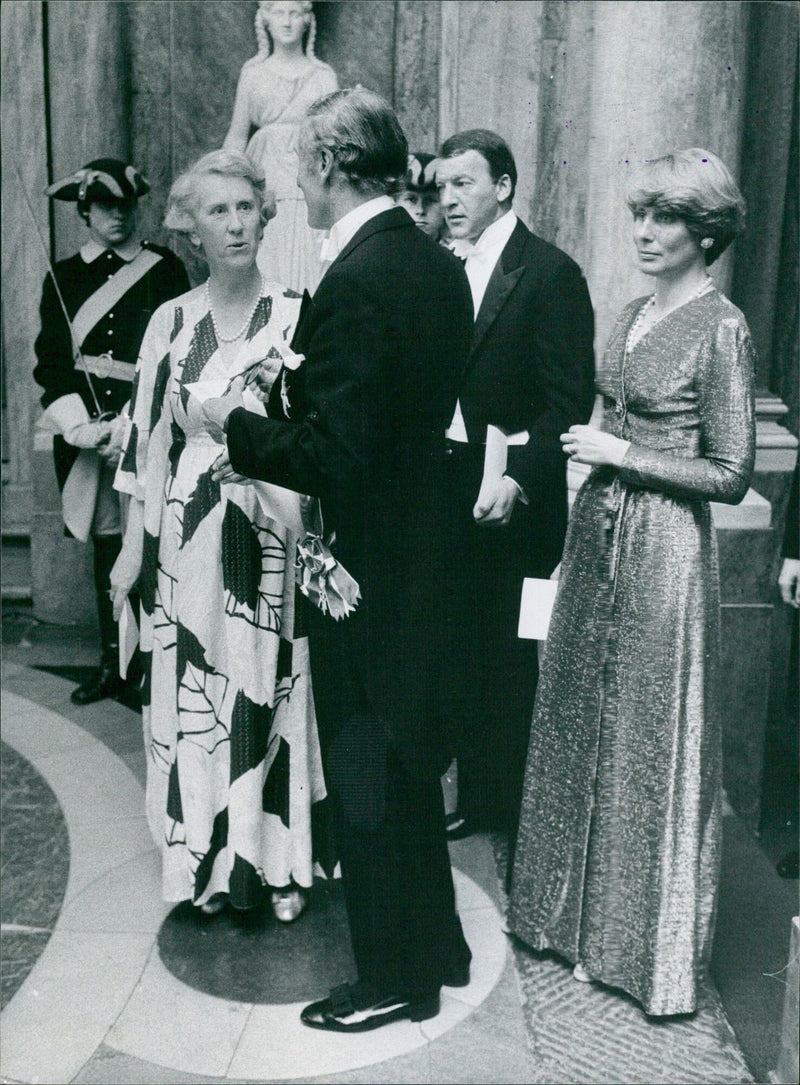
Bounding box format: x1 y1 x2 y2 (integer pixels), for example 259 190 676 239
71 248 162 347
35 248 161 540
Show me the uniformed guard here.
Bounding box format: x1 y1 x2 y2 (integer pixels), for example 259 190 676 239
33 157 190 705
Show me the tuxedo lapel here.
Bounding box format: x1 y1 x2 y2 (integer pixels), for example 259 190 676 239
291 289 315 351
471 262 524 355
468 220 529 358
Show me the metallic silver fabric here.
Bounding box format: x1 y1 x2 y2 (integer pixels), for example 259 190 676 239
507 290 755 1016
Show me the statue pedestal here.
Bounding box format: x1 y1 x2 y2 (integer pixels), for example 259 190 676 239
769 916 800 1085
31 449 98 629
715 489 774 826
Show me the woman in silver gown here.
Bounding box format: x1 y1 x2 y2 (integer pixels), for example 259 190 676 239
507 148 755 1016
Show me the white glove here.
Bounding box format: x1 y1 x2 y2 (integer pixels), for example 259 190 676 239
779 557 800 608
62 418 113 450
98 413 127 465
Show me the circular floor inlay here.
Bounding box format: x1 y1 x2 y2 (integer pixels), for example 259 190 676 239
0 741 70 1010
158 879 355 1003
1 685 510 1083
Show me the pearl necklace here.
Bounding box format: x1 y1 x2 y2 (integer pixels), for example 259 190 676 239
206 279 264 343
618 276 714 421
626 276 714 354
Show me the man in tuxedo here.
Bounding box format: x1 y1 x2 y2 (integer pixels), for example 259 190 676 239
436 129 595 857
204 88 473 1031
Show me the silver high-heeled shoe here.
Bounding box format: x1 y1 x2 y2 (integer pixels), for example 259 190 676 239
199 893 227 916
271 888 308 923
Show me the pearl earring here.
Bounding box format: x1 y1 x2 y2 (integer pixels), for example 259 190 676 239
700 237 714 250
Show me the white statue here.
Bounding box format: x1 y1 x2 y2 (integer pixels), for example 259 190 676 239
224 1 337 292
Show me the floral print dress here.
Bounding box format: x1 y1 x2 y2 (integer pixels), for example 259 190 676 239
116 281 329 909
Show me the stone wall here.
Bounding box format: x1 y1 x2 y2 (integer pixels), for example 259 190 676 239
1 1 48 536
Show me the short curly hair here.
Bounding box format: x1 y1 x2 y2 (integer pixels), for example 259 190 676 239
164 149 277 236
626 148 746 265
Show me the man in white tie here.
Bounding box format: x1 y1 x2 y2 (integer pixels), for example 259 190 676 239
436 130 595 863
204 88 474 1032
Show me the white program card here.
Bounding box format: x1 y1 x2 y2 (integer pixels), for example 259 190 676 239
518 577 559 640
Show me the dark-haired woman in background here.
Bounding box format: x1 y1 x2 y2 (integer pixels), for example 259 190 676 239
508 148 755 1016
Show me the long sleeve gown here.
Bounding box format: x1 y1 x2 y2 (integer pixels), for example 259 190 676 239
507 289 756 1016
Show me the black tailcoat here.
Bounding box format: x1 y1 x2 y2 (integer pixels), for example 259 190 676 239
227 207 473 778
227 206 473 1000
447 217 595 835
459 218 595 568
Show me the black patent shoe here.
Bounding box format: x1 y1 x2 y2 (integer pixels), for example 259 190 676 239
441 960 471 987
300 983 440 1032
70 661 125 705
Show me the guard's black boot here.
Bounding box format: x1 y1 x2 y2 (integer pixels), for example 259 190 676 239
71 658 125 705
71 534 125 706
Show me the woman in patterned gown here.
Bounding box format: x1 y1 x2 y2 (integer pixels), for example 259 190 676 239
507 148 755 1016
110 150 327 922
223 1 337 293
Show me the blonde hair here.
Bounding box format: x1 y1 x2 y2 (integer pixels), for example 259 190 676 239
164 149 277 235
626 148 746 265
255 1 316 59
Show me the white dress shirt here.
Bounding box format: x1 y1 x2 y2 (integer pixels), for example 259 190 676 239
318 195 396 267
446 210 518 441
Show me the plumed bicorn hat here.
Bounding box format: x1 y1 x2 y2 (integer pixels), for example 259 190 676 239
403 153 438 193
45 158 150 202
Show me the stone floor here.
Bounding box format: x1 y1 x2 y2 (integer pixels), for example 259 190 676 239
0 611 794 1084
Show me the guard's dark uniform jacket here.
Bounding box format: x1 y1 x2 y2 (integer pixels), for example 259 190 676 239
34 240 190 520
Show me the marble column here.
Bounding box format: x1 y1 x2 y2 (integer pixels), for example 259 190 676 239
1 1 48 534
572 0 749 352
526 0 595 267
47 0 130 261
439 0 543 222
393 0 441 151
